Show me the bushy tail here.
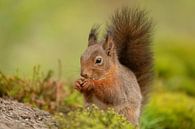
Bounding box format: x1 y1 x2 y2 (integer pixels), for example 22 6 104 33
109 7 153 103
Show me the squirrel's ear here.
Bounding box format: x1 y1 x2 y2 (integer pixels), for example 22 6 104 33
103 31 115 56
88 25 99 46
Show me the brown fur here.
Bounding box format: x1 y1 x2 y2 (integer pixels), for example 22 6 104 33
92 65 118 105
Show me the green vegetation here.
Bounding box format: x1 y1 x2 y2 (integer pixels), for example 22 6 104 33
141 92 195 129
55 106 133 129
155 41 195 97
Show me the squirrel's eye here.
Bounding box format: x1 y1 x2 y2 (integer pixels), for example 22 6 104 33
95 56 103 65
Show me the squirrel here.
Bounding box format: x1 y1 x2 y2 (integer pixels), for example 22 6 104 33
75 7 153 126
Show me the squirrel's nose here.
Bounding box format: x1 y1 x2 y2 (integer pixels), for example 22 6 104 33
80 70 89 78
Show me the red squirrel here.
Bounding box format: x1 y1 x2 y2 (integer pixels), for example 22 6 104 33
75 7 153 126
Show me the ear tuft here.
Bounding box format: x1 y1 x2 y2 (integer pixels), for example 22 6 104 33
103 30 115 56
88 25 100 46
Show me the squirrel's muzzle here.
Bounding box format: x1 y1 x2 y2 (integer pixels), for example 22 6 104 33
80 69 90 79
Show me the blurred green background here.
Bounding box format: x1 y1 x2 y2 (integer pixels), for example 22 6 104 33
0 0 194 77
0 0 195 129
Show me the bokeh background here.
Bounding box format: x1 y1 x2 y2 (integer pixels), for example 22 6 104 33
0 0 195 129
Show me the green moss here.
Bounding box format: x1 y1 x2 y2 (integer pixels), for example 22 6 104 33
141 92 195 129
154 41 195 96
155 41 195 78
155 54 188 78
55 105 134 129
166 76 195 96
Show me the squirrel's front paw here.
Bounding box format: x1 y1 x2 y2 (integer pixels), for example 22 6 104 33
75 78 92 92
75 78 83 92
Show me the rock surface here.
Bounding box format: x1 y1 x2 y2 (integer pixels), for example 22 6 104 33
0 98 58 129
